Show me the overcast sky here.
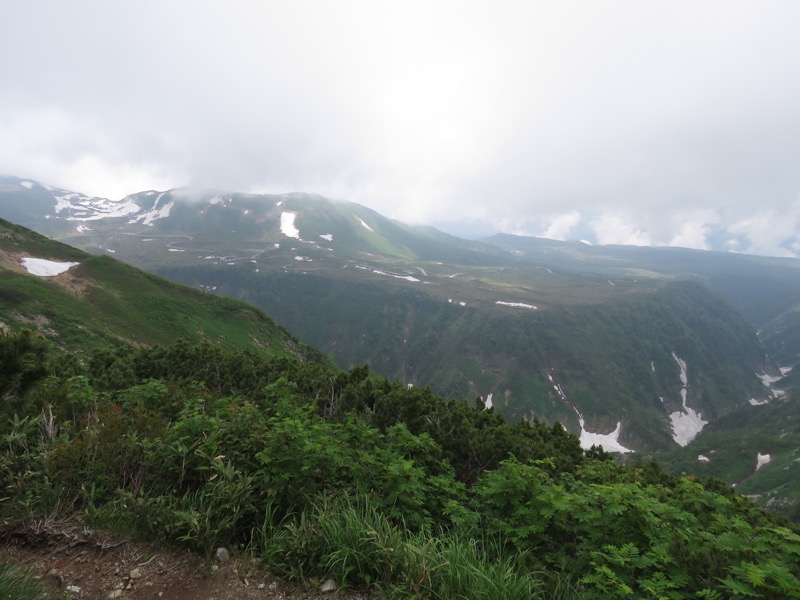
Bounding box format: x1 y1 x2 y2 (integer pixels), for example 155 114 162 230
3 1 800 256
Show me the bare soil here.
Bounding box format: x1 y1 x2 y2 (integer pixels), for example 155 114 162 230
0 518 372 600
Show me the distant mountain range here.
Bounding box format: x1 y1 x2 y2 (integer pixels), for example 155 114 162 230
3 174 800 516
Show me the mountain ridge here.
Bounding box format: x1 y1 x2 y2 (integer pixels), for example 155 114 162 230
0 175 795 456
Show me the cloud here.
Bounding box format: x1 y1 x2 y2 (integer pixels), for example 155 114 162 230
666 211 719 250
669 222 712 251
0 107 178 198
726 201 800 258
541 211 582 241
591 214 652 247
2 1 800 256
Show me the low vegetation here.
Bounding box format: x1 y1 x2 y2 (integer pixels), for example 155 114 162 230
0 563 48 600
656 395 800 522
2 328 799 598
0 218 313 357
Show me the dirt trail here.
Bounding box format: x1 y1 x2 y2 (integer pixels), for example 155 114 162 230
0 519 370 600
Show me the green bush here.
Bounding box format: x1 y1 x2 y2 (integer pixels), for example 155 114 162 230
0 330 797 599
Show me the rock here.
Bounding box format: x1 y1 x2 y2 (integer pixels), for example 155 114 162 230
257 582 265 589
268 581 279 591
320 578 337 593
45 569 64 588
108 591 124 600
215 547 230 563
129 567 142 579
66 586 81 594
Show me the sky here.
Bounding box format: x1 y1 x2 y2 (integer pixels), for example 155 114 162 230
2 1 800 256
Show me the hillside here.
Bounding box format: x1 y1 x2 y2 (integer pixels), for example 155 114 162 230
155 264 767 450
484 233 800 368
0 177 787 455
0 218 314 359
654 387 800 521
1 329 799 599
1 181 799 594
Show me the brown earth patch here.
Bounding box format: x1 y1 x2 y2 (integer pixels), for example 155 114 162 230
0 518 372 600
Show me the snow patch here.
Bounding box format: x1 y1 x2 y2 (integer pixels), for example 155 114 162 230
757 372 783 387
459 301 466 307
357 217 374 232
756 453 771 471
668 352 707 446
485 393 493 409
749 398 770 406
20 181 34 189
574 409 632 453
319 234 333 242
168 248 185 252
51 189 141 221
355 265 419 282
76 225 91 233
208 195 225 205
20 257 79 277
132 192 174 226
496 301 538 310
281 212 301 239
756 369 787 401
698 454 710 463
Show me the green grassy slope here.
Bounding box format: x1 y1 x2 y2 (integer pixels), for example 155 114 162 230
0 218 312 358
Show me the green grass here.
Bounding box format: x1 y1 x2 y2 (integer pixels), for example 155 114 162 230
0 219 311 359
252 493 557 599
0 564 49 600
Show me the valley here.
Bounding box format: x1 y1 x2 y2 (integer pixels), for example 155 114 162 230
1 181 800 597
2 175 800 518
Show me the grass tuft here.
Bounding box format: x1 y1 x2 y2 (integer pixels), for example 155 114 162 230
0 563 48 600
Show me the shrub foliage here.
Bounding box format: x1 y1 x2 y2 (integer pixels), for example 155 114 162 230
1 328 798 598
